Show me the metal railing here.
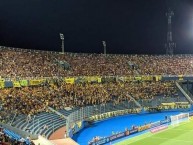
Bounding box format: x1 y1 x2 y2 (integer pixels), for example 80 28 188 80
66 101 137 136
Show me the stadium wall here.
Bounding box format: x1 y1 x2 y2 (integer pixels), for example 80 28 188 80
89 111 193 145
68 105 191 138
88 118 169 145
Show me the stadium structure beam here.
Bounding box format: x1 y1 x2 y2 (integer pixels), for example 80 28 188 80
60 33 64 54
102 41 106 55
165 8 176 55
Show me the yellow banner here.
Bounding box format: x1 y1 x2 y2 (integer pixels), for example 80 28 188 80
90 76 98 82
155 75 162 81
138 124 151 132
85 76 98 82
77 121 82 128
175 102 189 105
125 76 133 81
141 76 153 81
65 78 75 84
0 81 4 89
13 81 21 87
135 76 141 81
97 77 102 83
161 102 175 106
178 75 183 80
80 76 101 83
30 79 45 86
20 80 28 86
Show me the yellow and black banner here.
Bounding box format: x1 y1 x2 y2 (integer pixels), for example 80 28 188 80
135 76 142 81
65 77 75 84
0 80 4 89
29 79 45 86
141 75 153 81
155 75 162 81
138 124 151 132
13 81 21 87
97 77 102 83
178 75 183 80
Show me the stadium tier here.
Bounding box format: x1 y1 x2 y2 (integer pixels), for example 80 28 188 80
0 81 184 115
1 46 193 77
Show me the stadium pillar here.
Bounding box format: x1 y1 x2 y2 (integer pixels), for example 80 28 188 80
60 33 64 54
102 41 106 56
165 8 176 55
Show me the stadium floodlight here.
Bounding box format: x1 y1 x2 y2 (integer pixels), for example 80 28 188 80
60 33 64 40
102 41 106 55
60 33 64 54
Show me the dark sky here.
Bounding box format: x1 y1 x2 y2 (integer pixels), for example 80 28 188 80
1 0 193 54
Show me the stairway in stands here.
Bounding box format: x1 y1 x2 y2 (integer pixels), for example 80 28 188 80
12 108 77 139
177 81 193 104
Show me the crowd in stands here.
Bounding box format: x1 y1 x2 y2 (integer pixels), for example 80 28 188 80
0 80 178 116
0 47 65 78
0 126 35 145
1 47 193 78
0 108 15 124
0 46 189 143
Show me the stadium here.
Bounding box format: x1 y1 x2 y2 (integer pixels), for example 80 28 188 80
0 46 193 145
1 0 193 145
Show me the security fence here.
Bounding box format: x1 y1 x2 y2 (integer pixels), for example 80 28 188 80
66 100 138 137
66 94 190 137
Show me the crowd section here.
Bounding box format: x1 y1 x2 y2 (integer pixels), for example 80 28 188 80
0 48 65 78
61 54 193 76
0 127 34 145
0 80 177 116
1 47 193 77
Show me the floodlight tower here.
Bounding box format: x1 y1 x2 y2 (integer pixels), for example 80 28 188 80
60 33 64 54
102 41 106 55
165 9 176 55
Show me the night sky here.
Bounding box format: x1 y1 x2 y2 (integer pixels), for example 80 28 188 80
1 0 193 54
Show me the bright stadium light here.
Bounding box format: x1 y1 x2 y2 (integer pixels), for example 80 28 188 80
60 33 64 54
60 33 64 40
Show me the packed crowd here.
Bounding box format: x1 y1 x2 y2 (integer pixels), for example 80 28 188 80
0 108 15 124
0 47 193 78
0 127 34 145
0 80 178 116
0 47 65 78
61 53 193 76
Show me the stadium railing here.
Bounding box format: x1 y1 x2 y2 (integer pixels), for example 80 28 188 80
66 101 138 137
